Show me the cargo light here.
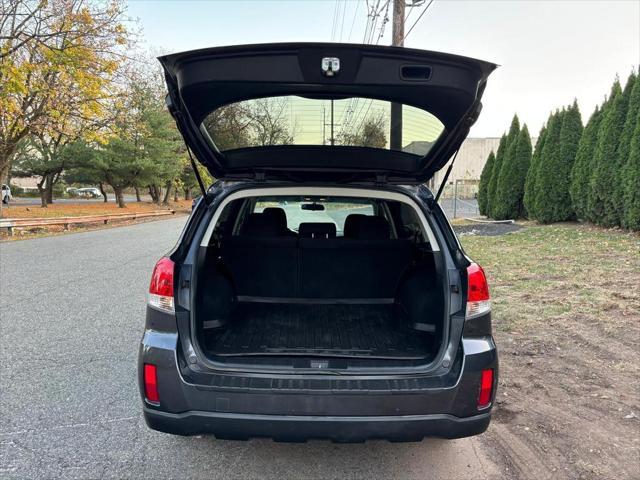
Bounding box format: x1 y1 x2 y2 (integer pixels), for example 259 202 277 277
477 368 494 409
466 262 490 319
143 363 160 404
148 257 175 313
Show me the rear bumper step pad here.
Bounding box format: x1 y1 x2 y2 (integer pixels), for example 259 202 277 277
144 408 491 440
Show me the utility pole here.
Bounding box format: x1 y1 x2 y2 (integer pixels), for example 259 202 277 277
330 99 335 146
392 0 405 48
390 0 405 151
323 100 341 146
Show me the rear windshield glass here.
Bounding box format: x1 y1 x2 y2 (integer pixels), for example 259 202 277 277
202 96 445 156
253 196 375 235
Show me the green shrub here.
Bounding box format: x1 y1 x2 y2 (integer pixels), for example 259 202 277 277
493 125 532 219
570 106 603 220
613 73 638 222
486 134 507 217
524 123 547 219
588 79 629 226
532 109 565 222
489 116 520 218
477 151 495 216
622 109 640 229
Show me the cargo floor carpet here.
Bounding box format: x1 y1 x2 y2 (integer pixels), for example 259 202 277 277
204 303 432 360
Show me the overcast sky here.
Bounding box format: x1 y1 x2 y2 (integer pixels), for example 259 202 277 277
127 0 640 138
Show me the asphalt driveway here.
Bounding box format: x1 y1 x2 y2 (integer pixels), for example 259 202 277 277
0 217 500 479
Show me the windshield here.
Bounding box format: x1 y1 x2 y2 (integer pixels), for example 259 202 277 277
202 96 445 156
253 196 375 235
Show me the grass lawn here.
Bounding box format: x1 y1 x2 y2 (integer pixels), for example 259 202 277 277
0 200 193 240
1 200 192 219
460 223 640 479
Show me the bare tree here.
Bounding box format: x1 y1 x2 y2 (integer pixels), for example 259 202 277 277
338 114 387 148
247 98 294 146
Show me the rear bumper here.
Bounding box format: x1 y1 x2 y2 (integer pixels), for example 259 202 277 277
139 318 498 441
143 408 491 441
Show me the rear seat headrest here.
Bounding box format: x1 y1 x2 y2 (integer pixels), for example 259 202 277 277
241 213 281 237
298 222 337 238
343 214 368 238
344 214 390 240
262 207 288 232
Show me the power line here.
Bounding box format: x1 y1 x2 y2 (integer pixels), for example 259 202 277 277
404 0 426 26
339 0 383 136
330 0 340 41
402 0 434 42
346 0 361 42
338 0 348 41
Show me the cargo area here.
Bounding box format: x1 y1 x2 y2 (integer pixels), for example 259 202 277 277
203 303 436 360
193 194 447 371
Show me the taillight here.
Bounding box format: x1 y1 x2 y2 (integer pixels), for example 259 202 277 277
148 257 175 313
466 262 490 319
143 363 160 404
477 368 494 409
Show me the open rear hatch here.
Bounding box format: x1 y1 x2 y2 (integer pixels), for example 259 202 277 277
160 43 496 184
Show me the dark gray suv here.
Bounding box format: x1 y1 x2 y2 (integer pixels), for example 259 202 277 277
139 43 498 442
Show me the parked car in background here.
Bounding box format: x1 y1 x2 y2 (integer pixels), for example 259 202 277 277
1 184 11 204
76 187 101 198
66 187 79 197
138 43 498 442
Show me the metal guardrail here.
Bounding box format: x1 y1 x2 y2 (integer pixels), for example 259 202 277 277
0 210 176 236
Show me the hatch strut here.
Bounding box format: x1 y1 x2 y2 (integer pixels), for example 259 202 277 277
184 144 210 204
434 148 461 203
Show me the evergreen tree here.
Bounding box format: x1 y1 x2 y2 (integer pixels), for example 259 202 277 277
493 125 532 219
621 109 640 229
524 122 548 219
486 134 507 217
584 87 617 222
554 101 583 217
613 73 638 219
532 109 565 222
489 115 520 218
477 151 495 216
570 105 603 220
588 78 628 226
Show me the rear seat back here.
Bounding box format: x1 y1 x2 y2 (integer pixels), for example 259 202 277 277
299 238 413 298
224 212 297 297
298 222 336 238
221 236 298 297
222 215 413 300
